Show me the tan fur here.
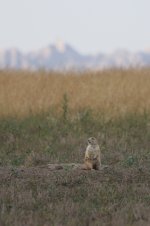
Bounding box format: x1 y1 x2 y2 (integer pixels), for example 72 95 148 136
82 137 101 170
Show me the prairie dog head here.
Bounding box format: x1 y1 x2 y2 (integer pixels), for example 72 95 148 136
87 137 98 146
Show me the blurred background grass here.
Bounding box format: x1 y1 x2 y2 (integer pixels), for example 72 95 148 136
0 69 150 167
0 68 150 118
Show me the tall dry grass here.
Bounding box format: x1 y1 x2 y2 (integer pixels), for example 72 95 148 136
0 69 150 118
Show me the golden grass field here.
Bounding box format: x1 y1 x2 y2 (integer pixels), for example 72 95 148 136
0 68 150 118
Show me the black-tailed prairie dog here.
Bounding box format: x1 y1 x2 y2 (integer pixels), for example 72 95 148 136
83 137 101 170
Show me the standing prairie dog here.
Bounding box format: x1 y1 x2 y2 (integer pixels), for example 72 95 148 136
83 137 101 170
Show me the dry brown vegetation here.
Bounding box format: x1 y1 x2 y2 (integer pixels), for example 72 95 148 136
0 68 150 118
0 69 150 226
1 167 150 226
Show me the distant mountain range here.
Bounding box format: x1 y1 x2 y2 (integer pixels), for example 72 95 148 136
0 42 150 70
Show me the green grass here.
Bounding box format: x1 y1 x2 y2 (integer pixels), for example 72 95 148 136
0 110 150 168
0 110 150 225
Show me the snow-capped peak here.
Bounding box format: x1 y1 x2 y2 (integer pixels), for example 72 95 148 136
55 39 65 53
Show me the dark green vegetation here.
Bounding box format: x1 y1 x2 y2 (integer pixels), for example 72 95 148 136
0 109 150 226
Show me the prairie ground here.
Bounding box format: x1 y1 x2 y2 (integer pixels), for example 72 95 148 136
0 69 150 226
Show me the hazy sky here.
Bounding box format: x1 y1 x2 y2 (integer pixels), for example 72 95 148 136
0 0 150 54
